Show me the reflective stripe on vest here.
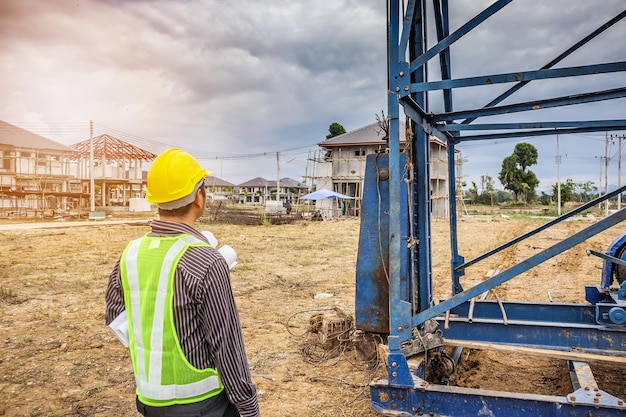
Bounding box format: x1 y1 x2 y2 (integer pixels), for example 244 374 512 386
123 234 221 402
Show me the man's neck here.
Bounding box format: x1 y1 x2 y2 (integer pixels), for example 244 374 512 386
158 214 197 227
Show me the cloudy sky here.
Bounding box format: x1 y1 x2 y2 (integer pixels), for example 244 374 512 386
1 0 625 193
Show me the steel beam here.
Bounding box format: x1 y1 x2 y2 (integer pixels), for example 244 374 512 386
409 61 626 93
432 87 626 123
440 120 626 132
461 9 626 124
371 375 626 416
413 208 626 326
438 300 626 354
455 186 626 273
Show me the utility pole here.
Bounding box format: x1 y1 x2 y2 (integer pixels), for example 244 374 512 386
89 120 95 212
596 155 603 210
276 152 280 203
617 134 623 210
605 132 610 216
556 134 561 216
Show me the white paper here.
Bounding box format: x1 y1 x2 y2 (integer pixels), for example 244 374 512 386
201 231 219 247
218 245 238 269
108 310 129 347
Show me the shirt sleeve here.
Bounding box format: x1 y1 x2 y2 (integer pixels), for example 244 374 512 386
196 255 260 417
105 259 126 326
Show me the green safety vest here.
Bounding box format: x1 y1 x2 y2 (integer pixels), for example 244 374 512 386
120 234 223 407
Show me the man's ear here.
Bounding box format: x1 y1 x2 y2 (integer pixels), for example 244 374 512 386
193 187 205 209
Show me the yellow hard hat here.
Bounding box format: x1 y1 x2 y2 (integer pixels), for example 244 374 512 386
146 148 212 208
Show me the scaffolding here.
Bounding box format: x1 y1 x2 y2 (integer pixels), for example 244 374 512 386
0 147 87 217
305 137 459 218
0 131 156 218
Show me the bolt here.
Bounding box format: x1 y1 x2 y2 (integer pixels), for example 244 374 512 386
594 398 599 404
399 395 404 400
404 323 409 329
392 403 397 409
404 86 409 91
595 392 601 397
618 400 624 406
421 381 427 387
392 362 397 368
392 372 398 378
584 386 590 391
398 327 403 332
570 396 577 402
399 71 405 76
392 394 397 400
396 87 400 92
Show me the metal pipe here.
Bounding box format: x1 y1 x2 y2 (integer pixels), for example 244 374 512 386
468 297 475 323
494 293 508 325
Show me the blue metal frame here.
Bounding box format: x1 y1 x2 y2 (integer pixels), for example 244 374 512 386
366 1 626 415
438 300 626 353
371 364 626 417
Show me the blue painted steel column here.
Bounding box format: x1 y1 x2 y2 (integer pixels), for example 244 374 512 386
387 0 409 355
411 1 433 314
433 0 465 295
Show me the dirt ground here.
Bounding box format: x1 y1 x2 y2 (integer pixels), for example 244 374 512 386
0 211 625 416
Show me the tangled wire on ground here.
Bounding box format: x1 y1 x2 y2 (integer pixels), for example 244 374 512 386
284 306 384 372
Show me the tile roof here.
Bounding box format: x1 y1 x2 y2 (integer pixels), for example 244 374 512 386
205 176 235 187
318 121 448 148
0 120 76 152
318 121 408 147
237 177 305 187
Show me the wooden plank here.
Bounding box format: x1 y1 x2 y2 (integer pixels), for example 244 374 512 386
445 339 626 364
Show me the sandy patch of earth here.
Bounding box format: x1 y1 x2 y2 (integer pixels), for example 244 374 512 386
0 213 624 416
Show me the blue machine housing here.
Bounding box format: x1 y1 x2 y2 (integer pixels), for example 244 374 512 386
355 153 410 334
585 233 626 326
600 233 626 289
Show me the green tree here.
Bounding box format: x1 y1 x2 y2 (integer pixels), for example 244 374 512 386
466 181 479 204
326 122 346 139
552 178 576 207
498 143 540 202
576 180 597 202
539 191 552 205
513 142 538 170
479 174 496 206
495 190 513 203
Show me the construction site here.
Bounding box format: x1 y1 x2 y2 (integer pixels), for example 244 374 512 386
0 121 155 219
1 1 626 416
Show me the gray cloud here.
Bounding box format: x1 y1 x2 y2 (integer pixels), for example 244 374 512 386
0 0 624 187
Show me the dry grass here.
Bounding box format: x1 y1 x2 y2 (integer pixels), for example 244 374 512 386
0 214 624 416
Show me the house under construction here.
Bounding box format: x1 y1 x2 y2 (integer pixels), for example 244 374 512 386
309 121 462 219
68 134 156 208
0 120 82 216
0 121 156 217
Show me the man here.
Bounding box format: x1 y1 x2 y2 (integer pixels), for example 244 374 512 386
105 148 260 417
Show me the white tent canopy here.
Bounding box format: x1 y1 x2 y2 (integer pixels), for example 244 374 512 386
301 189 353 220
301 189 353 200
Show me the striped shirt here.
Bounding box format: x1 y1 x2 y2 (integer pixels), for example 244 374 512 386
105 219 259 417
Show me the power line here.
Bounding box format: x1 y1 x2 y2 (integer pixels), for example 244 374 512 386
6 120 320 161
